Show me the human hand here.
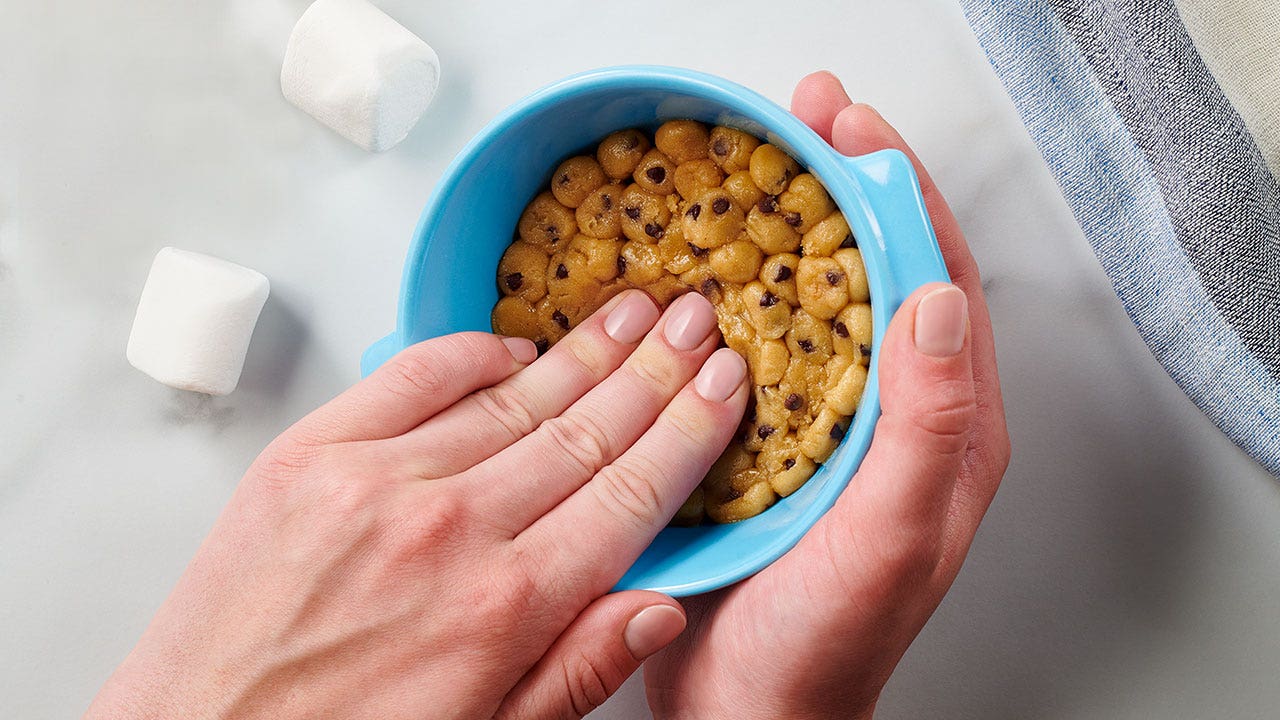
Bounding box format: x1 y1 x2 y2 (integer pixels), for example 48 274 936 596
85 290 749 720
643 72 1012 719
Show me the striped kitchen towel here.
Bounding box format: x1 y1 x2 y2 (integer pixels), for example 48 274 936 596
960 0 1280 475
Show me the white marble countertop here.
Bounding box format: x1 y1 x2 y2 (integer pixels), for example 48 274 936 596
2 1 1278 718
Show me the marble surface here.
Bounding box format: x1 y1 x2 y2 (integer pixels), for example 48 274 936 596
2 1 1277 718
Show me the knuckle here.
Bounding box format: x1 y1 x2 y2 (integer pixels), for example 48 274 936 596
472 385 539 441
384 490 469 559
595 459 665 527
566 651 615 717
559 339 613 385
905 378 977 455
381 349 451 400
625 351 675 392
541 413 614 477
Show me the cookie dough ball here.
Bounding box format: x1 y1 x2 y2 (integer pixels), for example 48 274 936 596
673 159 725 200
786 308 833 365
671 485 705 526
680 264 725 304
757 432 817 496
745 203 802 254
619 185 672 243
778 173 837 233
832 302 873 362
748 143 801 195
575 184 624 239
496 240 549 303
618 239 666 286
742 281 791 340
705 479 776 524
645 274 688 305
597 129 652 180
759 253 800 306
705 444 756 491
683 188 745 250
708 126 760 173
722 170 765 212
796 256 850 320
825 359 867 415
546 250 604 322
800 406 847 462
491 295 541 340
709 239 763 284
745 385 790 452
517 191 577 253
535 296 571 344
779 357 826 428
655 119 711 164
633 149 676 195
550 155 606 208
801 211 854 258
657 223 699 274
833 247 870 302
751 337 790 386
568 234 622 283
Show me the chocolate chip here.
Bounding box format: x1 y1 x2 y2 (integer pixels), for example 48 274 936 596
840 233 857 248
624 206 641 220
687 203 702 220
645 166 666 184
644 223 664 239
773 265 792 282
712 197 731 215
782 458 796 470
759 290 779 308
503 272 523 291
829 423 846 441
833 322 849 338
555 263 568 279
784 393 802 411
545 225 559 238
601 194 612 211
758 195 778 213
699 277 721 298
784 212 802 227
713 138 728 156
621 133 639 150
825 270 843 286
616 255 627 274
859 343 872 356
688 242 709 257
534 338 549 354
557 173 570 186
797 339 814 353
552 310 569 330
756 424 776 440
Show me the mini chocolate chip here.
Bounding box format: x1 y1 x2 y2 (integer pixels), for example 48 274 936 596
758 195 778 213
833 322 849 338
757 425 776 440
622 134 639 150
616 255 627 274
555 263 569 279
759 290 779 308
644 223 664 239
773 265 793 282
859 343 872 356
797 339 815 353
784 393 802 411
558 173 570 185
601 194 613 210
688 242 709 257
624 206 641 220
645 166 666 184
545 225 559 237
503 272 523 291
782 458 796 470
712 197 731 215
687 203 702 220
534 338 550 354
784 212 802 227
829 423 846 441
840 233 857 248
825 270 842 286
726 488 743 501
713 138 728 156
699 277 721 297
552 310 570 330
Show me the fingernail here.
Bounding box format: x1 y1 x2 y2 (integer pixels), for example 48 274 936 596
604 291 660 344
914 285 967 357
663 293 718 351
694 348 746 402
501 337 538 364
624 605 686 660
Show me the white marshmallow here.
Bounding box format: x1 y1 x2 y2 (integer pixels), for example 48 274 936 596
126 248 270 396
280 0 440 152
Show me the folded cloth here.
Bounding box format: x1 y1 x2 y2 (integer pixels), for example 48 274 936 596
960 0 1280 474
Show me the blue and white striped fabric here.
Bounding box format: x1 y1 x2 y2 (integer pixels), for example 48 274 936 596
960 0 1280 474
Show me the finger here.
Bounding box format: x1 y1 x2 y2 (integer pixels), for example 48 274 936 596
523 348 748 591
288 333 536 444
830 103 1010 521
465 292 722 529
493 593 685 720
394 290 661 477
790 70 854 143
818 283 974 586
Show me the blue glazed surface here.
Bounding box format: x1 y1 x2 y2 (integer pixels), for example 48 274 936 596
362 66 949 597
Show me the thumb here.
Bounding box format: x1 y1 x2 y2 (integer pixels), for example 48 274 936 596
493 591 686 720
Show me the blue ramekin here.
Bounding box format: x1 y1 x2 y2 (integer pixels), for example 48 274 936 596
363 66 948 597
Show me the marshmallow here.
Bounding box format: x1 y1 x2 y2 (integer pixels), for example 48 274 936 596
281 0 440 152
126 248 270 396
